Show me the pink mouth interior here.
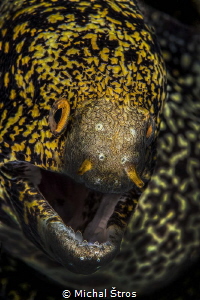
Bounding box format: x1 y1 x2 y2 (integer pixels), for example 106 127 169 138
37 168 128 244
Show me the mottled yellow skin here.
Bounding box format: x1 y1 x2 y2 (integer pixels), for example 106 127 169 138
0 1 166 240
0 0 166 171
0 0 200 298
0 0 166 231
7 0 200 298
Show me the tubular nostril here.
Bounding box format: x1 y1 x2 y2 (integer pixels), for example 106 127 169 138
77 159 93 175
125 165 144 189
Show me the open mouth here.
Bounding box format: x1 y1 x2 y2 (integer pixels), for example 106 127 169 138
2 160 139 274
38 167 135 244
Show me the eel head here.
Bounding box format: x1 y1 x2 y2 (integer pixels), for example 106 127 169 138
1 98 155 275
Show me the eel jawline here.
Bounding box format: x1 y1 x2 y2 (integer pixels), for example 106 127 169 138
2 161 134 274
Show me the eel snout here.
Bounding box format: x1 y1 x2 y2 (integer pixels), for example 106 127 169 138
64 99 155 194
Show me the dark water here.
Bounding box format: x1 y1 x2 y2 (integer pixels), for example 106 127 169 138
144 0 200 29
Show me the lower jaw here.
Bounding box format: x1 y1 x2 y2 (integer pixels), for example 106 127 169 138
38 167 135 244
2 160 139 274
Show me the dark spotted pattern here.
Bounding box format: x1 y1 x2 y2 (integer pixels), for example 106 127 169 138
0 0 200 299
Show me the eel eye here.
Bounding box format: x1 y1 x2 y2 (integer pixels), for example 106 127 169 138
146 117 155 147
146 122 153 139
136 106 155 147
49 99 70 136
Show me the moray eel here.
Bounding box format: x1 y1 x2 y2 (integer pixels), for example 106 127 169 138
0 0 166 275
0 0 199 297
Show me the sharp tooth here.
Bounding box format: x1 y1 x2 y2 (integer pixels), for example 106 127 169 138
77 159 92 175
67 226 75 238
75 230 83 242
94 241 100 246
82 240 88 246
125 165 144 189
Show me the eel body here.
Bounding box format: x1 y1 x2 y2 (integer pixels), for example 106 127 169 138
0 0 200 296
0 0 166 276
